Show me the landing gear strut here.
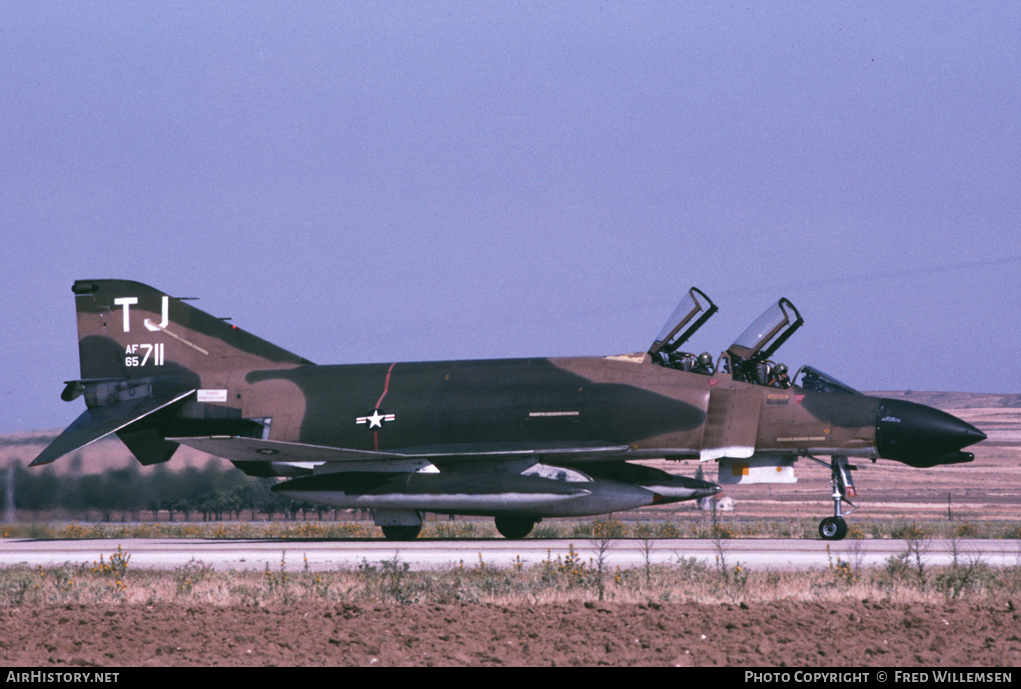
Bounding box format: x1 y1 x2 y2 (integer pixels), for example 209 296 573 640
807 455 857 541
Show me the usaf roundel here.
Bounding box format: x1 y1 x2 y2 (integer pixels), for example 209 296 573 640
356 409 395 429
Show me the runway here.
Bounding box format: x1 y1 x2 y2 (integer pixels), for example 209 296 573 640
3 537 1019 572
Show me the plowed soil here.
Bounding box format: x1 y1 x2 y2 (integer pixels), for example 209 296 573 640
2 599 1019 667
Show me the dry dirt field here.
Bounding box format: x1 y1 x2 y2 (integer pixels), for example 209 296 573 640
2 600 1019 667
2 392 1019 667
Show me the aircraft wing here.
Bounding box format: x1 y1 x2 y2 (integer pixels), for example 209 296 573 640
170 436 634 467
31 390 196 467
170 437 409 464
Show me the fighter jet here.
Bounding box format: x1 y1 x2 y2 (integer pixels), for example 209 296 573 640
33 280 986 540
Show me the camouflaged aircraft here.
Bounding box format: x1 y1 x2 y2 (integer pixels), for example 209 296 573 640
33 280 986 540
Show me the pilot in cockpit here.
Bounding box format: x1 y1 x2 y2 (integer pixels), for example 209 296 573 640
768 363 791 389
692 352 715 375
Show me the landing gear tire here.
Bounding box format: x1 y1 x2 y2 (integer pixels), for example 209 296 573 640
495 516 536 540
819 516 847 541
381 524 422 540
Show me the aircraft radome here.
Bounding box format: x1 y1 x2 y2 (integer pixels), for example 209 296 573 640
33 281 986 540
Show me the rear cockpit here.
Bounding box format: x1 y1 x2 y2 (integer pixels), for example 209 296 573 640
647 287 718 374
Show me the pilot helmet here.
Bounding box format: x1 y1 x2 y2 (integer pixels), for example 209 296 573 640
773 363 788 377
697 352 713 368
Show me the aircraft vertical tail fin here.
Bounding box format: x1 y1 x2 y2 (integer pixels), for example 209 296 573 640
72 279 312 382
33 280 312 467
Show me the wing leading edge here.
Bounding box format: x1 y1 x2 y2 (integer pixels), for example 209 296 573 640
169 435 637 468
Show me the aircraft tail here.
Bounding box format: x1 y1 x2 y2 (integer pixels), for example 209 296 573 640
71 279 311 382
32 279 312 467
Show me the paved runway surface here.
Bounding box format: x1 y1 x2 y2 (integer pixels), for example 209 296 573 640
3 537 1019 571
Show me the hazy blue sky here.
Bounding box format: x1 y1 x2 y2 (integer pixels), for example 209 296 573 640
2 2 1019 432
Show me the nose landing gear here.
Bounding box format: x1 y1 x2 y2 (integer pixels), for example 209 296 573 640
808 455 857 541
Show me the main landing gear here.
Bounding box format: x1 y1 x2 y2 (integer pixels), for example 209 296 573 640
807 455 857 541
494 516 539 540
381 524 422 540
376 509 423 540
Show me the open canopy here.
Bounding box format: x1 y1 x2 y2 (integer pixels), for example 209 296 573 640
727 297 803 362
648 287 718 356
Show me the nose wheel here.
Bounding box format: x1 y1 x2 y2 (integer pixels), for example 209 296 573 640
808 455 857 541
819 516 848 540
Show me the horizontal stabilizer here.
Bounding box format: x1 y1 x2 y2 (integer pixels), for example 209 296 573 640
31 390 195 466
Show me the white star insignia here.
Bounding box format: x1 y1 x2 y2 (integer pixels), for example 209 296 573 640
356 409 396 428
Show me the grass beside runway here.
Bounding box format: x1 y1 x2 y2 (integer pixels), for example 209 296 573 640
3 515 1021 541
1 538 1020 608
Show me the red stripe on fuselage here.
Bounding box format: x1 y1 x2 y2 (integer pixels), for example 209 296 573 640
376 362 397 409
373 362 397 451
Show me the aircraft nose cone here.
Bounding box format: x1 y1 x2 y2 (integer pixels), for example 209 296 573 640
876 398 986 466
